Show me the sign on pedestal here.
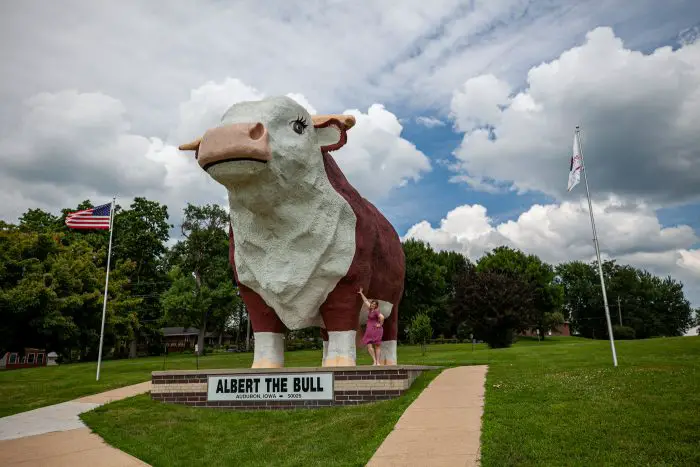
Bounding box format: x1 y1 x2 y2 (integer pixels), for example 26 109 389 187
207 373 334 401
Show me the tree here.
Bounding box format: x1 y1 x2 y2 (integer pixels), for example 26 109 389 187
103 259 144 357
166 203 231 355
111 198 172 356
0 228 65 354
557 260 694 339
18 209 62 233
555 261 600 337
433 250 470 337
633 272 693 337
452 264 536 348
400 240 445 339
477 246 563 339
408 312 433 355
0 227 139 360
3 200 199 360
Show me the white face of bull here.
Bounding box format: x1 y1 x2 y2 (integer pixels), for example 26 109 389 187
187 96 349 195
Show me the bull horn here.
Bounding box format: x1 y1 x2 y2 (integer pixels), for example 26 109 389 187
312 114 356 130
178 138 202 151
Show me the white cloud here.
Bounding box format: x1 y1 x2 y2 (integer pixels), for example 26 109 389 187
0 79 430 232
404 198 700 307
336 104 432 198
2 1 697 138
285 93 317 115
448 27 700 204
415 116 446 128
450 74 512 131
0 90 168 221
170 78 265 146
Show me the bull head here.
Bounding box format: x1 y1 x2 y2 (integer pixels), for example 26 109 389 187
179 102 354 168
176 96 357 200
178 114 355 152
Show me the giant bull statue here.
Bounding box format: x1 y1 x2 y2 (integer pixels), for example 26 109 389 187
178 96 405 367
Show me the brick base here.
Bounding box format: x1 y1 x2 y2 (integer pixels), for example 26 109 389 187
151 366 436 410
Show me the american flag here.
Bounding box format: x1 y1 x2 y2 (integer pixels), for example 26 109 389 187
65 203 112 230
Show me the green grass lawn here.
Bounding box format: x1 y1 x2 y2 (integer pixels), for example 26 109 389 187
0 337 551 417
0 342 459 418
5 336 700 466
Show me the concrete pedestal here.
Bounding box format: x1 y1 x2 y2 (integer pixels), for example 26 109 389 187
151 365 438 410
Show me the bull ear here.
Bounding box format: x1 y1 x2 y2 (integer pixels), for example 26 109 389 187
312 115 355 129
314 115 355 152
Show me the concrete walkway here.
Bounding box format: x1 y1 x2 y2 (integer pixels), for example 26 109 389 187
367 365 488 467
0 382 151 466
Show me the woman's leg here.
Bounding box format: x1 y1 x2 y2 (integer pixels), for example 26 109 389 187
366 344 377 365
374 343 382 365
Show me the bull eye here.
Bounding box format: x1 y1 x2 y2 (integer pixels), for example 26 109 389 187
291 116 308 135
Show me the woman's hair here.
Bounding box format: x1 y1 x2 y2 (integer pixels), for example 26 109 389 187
370 300 379 309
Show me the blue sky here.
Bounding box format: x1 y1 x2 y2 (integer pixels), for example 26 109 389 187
382 118 556 234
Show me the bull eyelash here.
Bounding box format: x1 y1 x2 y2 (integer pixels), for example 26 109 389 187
293 116 308 129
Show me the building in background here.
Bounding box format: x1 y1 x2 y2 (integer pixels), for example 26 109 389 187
160 327 233 351
520 322 571 338
0 348 48 370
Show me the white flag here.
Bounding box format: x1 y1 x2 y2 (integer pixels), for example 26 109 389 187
567 132 583 191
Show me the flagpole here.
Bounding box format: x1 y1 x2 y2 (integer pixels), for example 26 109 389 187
96 197 116 381
576 126 618 367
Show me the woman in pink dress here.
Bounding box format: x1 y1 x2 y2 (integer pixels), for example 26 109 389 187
358 288 384 366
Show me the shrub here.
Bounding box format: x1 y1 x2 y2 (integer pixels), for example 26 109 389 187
408 313 433 355
285 338 322 351
456 322 473 341
613 325 636 340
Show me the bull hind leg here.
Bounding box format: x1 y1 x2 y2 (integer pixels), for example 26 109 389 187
379 302 399 365
320 328 329 366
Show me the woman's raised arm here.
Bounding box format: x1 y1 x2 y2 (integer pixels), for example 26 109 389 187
357 288 371 308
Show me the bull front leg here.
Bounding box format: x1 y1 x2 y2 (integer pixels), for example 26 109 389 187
324 330 357 367
240 284 286 368
320 293 361 367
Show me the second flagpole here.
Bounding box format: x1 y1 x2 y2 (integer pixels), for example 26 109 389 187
96 197 116 381
576 126 618 367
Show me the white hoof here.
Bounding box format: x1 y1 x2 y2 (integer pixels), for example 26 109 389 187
252 332 285 368
323 331 356 367
379 340 397 365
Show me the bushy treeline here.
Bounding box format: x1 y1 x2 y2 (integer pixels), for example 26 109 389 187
0 198 696 360
0 198 245 360
402 239 696 347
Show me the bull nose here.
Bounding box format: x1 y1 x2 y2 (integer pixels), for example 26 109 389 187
196 121 272 169
249 122 265 140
